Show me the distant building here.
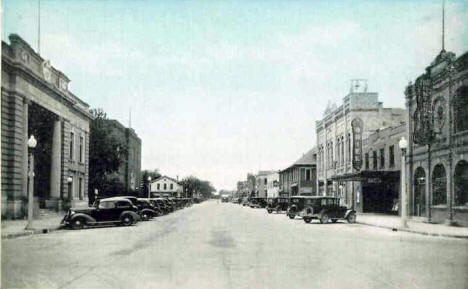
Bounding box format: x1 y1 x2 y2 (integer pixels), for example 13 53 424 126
266 171 280 198
1 34 93 218
255 171 276 198
405 49 468 226
150 176 183 198
102 119 141 192
279 148 317 196
316 80 406 208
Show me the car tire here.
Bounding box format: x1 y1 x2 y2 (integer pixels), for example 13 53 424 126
320 214 329 224
288 214 295 219
71 218 85 230
121 215 134 226
331 219 338 223
267 209 272 214
346 212 356 223
303 217 312 223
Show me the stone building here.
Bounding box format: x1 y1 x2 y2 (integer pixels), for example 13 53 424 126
316 80 406 208
150 176 182 198
1 34 93 218
103 119 141 192
266 171 280 199
279 147 317 197
331 123 406 213
405 49 468 226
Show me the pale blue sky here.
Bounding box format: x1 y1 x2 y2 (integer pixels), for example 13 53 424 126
3 0 467 190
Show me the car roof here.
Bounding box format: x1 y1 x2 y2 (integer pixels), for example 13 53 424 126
100 197 132 202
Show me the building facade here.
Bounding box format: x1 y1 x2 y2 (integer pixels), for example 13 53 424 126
279 148 317 197
150 176 183 198
255 170 276 198
266 171 280 198
405 49 468 226
1 34 93 218
103 119 141 192
316 80 406 209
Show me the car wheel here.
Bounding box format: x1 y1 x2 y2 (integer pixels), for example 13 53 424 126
331 219 338 223
320 214 329 224
288 214 295 219
303 217 312 223
346 212 356 223
267 209 272 214
122 215 134 226
72 218 85 230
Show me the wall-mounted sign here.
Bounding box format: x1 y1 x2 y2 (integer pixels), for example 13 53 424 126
351 118 363 171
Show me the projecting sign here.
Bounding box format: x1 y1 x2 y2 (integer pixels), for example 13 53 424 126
351 118 363 171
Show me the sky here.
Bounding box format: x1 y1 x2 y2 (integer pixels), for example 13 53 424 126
2 0 468 191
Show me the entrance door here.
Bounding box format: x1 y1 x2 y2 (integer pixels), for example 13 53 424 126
413 167 426 217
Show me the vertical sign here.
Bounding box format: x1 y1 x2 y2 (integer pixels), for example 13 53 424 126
351 118 363 171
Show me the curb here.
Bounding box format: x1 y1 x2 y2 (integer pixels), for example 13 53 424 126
356 221 468 239
2 225 62 240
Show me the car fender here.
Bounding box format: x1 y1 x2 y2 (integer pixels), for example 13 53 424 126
140 208 157 216
120 211 140 222
71 213 96 224
344 209 356 219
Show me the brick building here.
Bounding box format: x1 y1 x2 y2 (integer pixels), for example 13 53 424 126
102 119 141 192
1 34 93 218
405 49 468 226
316 80 406 208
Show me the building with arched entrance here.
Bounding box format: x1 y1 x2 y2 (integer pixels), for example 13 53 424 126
1 35 93 218
405 49 468 226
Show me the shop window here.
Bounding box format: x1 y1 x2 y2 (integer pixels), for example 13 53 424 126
454 160 468 206
432 164 447 205
454 86 468 133
413 167 426 216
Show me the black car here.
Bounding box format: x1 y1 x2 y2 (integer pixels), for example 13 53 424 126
61 197 140 229
300 197 356 224
136 198 162 220
266 197 289 214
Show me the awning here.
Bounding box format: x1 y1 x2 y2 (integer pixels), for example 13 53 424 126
330 170 400 183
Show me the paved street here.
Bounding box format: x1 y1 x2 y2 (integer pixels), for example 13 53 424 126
2 200 468 289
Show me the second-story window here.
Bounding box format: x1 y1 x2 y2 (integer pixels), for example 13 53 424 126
157 183 160 190
264 178 267 185
380 148 385 168
69 132 74 160
79 135 84 163
365 153 369 170
373 151 377 169
164 183 167 190
306 169 311 181
170 183 173 190
389 145 395 167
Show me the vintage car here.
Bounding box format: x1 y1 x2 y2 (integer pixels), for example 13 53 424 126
241 198 250 206
61 197 140 229
294 196 356 224
266 197 289 214
149 198 172 214
249 197 267 208
136 198 162 220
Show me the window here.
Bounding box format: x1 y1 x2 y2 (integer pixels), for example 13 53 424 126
432 164 447 205
454 86 468 133
372 151 377 169
305 169 311 181
454 160 468 206
157 183 160 190
99 201 115 209
264 178 267 185
389 145 395 167
79 135 84 163
164 183 167 190
380 148 385 168
170 183 173 190
365 153 369 169
115 201 131 209
69 132 74 160
79 178 83 200
347 133 351 163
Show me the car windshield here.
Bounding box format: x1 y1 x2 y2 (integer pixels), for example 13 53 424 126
99 201 115 209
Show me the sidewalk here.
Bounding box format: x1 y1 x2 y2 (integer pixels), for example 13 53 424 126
357 213 468 239
1 213 65 239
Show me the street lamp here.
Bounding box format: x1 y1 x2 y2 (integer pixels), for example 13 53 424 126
399 136 408 228
147 176 152 198
25 135 37 230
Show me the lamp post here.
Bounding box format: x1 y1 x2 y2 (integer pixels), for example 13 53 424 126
399 137 408 228
25 135 37 230
147 176 152 198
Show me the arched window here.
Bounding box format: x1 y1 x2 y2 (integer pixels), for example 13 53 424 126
454 160 468 206
454 86 468 133
432 164 447 205
413 167 426 216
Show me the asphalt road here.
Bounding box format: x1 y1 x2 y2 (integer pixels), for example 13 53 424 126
2 200 468 289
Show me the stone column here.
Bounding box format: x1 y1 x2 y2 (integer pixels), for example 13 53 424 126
49 117 62 208
22 97 30 198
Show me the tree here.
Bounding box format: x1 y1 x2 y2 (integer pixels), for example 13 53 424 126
140 169 161 197
180 176 216 198
88 108 128 201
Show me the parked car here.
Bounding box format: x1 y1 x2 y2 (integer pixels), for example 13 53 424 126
136 198 162 220
61 197 140 229
300 197 356 224
266 197 289 214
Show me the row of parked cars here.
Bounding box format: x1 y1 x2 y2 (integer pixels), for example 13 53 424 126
234 195 356 224
61 196 197 229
